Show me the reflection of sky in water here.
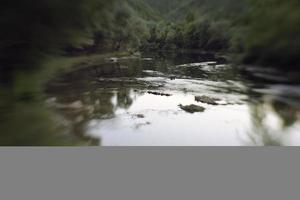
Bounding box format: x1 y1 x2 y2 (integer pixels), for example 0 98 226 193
248 98 300 146
86 89 300 146
87 92 251 146
83 81 300 146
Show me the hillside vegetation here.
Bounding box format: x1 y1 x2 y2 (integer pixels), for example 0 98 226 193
141 0 300 68
1 0 299 78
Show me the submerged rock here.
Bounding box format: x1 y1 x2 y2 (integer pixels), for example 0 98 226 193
179 104 205 113
147 91 172 97
133 114 145 119
195 95 221 105
98 78 136 83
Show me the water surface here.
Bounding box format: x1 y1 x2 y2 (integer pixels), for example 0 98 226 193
46 52 300 146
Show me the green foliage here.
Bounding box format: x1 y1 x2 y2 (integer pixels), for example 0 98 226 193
141 16 231 51
145 0 184 16
1 0 299 76
141 0 300 68
243 0 300 67
0 0 116 74
185 11 196 23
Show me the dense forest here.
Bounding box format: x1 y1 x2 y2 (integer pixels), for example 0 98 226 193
1 0 300 77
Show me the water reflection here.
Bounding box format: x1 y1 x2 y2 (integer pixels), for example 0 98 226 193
45 52 300 146
246 89 300 146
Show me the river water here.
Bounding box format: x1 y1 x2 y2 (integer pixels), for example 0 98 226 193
45 51 300 146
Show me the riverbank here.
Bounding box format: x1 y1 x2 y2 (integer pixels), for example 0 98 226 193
0 52 131 146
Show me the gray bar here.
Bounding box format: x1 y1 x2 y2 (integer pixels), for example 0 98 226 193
0 148 299 200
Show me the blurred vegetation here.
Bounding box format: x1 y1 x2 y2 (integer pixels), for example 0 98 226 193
140 0 300 68
141 0 246 51
0 1 156 77
243 0 300 68
1 0 299 75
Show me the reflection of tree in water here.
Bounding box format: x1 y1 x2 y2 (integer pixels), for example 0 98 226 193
56 89 134 144
272 100 298 128
48 83 135 145
116 88 133 109
248 102 283 146
247 96 300 146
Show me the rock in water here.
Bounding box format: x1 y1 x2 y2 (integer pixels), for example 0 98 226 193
147 91 172 97
134 114 145 118
195 95 221 105
179 104 205 113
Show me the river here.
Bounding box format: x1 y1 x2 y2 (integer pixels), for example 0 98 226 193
41 51 300 146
